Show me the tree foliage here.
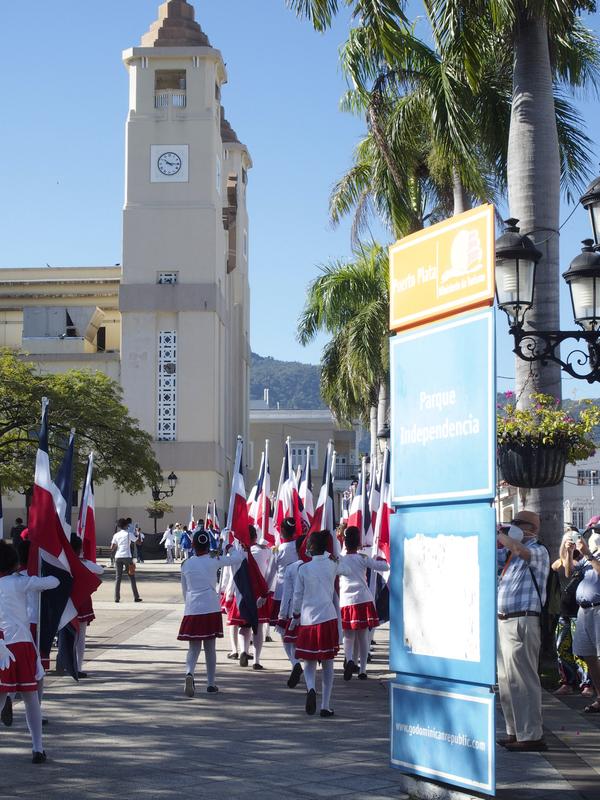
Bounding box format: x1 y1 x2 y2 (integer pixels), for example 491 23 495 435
0 350 161 495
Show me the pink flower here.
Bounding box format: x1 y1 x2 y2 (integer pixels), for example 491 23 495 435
504 390 515 399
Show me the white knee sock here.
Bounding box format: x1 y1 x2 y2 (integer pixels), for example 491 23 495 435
253 625 264 665
186 641 202 675
76 622 87 672
303 660 317 692
204 638 217 687
23 692 43 753
229 625 239 654
240 627 252 655
283 641 298 667
358 629 369 674
321 659 334 711
344 630 357 662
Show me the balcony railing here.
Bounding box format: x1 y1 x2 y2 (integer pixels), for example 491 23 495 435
154 91 187 109
334 464 361 482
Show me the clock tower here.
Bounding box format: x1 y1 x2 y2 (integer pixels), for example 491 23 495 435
120 0 251 516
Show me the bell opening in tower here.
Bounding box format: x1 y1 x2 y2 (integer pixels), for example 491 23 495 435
154 70 187 109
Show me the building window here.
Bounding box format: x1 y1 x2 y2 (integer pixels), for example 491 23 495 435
572 506 587 530
157 331 177 441
154 70 187 108
290 442 318 470
577 469 599 486
157 272 178 285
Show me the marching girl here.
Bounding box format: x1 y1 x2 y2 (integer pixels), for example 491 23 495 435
179 530 244 696
290 530 352 717
339 526 389 681
69 534 104 678
0 540 59 763
249 526 273 670
267 517 298 626
277 535 306 689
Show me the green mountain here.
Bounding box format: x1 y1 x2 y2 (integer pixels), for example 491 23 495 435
250 352 326 410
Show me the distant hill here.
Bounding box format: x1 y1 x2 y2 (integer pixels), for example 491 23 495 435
251 352 326 410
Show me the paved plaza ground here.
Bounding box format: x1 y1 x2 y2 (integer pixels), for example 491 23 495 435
2 563 600 800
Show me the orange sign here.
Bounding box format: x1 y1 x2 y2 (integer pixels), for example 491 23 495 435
389 204 495 331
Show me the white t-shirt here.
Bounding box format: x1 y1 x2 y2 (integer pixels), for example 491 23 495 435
111 528 137 559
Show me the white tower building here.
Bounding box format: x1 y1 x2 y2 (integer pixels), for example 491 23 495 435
120 0 252 515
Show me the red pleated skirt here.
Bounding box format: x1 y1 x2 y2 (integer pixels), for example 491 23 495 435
78 596 95 625
177 612 224 641
295 619 339 661
226 597 251 628
283 618 299 644
0 642 39 693
340 601 379 631
258 596 273 624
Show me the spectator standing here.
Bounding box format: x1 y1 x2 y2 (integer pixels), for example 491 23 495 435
111 518 142 603
135 526 145 563
496 510 550 751
565 534 600 713
160 524 176 564
180 526 193 560
9 518 26 551
552 530 594 697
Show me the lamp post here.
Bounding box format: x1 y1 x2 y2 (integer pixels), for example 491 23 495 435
495 175 600 383
150 471 178 537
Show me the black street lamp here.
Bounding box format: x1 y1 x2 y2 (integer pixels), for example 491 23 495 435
496 176 600 383
150 471 178 537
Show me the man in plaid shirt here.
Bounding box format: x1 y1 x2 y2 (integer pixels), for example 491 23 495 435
496 510 550 752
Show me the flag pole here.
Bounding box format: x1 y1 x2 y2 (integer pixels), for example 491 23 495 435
262 439 269 542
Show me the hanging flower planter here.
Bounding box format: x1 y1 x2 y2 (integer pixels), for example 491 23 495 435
497 392 600 489
498 440 568 488
147 509 164 520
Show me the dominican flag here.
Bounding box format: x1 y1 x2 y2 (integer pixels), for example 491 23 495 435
299 448 314 530
247 451 265 525
0 483 3 540
255 442 272 544
275 439 303 538
55 430 75 536
308 441 337 553
369 459 382 537
27 399 101 678
347 457 372 548
77 452 97 562
226 436 268 633
370 447 391 622
211 500 221 533
228 437 250 546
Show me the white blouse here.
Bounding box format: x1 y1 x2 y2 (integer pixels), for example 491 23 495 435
0 573 59 645
279 560 302 622
339 553 389 608
181 551 244 616
292 554 352 626
267 541 298 601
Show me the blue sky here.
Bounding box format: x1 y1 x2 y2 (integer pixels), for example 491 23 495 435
0 1 599 398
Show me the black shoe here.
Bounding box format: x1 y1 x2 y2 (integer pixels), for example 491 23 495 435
357 673 367 680
1 695 13 727
207 685 219 694
114 599 120 603
77 672 88 679
227 652 239 660
352 663 359 673
344 660 356 681
248 653 254 660
265 635 273 643
320 709 335 718
497 735 516 747
287 662 303 689
42 718 49 726
239 652 249 667
504 738 547 752
367 654 373 663
305 688 317 715
134 598 143 603
32 751 47 764
252 663 265 671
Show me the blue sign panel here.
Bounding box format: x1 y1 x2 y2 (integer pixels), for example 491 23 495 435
390 675 495 795
390 308 495 506
389 502 497 686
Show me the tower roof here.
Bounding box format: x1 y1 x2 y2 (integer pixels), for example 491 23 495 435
141 1 211 48
220 107 240 144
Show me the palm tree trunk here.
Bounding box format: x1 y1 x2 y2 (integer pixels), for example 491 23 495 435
507 10 563 553
370 404 378 468
452 168 470 215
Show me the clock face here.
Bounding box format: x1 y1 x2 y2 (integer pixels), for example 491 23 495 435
157 152 182 176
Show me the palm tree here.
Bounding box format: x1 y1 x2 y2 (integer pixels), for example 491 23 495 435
426 0 599 549
297 244 390 463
